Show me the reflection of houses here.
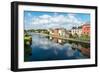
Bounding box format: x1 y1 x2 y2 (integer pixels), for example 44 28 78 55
71 26 82 37
82 24 90 36
52 38 63 44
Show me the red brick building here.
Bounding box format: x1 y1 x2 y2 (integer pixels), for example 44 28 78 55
82 24 90 36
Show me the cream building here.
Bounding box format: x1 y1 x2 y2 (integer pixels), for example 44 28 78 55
71 27 82 37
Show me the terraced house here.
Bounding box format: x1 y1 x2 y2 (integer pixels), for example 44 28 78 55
71 26 82 37
82 24 90 36
71 23 90 37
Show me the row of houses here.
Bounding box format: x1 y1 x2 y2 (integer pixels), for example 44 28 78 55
48 23 90 38
49 28 70 38
71 24 90 37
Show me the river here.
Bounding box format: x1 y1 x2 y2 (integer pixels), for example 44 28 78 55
24 33 90 62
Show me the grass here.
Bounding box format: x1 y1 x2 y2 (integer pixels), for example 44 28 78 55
24 33 32 61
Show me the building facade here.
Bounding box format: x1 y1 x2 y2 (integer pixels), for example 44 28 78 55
82 24 90 36
71 27 82 37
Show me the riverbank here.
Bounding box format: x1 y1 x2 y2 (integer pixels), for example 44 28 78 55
31 32 90 44
24 34 32 46
24 34 32 61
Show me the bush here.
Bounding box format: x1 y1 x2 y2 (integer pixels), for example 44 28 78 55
80 34 90 41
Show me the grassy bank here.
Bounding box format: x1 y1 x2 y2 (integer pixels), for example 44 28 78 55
24 33 32 62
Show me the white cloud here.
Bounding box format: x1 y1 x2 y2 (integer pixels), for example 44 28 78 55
39 14 51 19
27 13 32 17
66 14 82 24
25 13 83 29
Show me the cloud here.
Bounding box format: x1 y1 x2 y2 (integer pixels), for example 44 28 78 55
67 14 82 24
39 14 51 19
25 13 84 29
27 13 32 17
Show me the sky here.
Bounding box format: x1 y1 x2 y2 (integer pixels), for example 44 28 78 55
24 11 90 30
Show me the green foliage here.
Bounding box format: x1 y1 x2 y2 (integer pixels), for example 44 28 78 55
73 33 79 38
24 34 32 46
69 33 90 42
26 29 50 34
69 33 73 38
79 34 90 41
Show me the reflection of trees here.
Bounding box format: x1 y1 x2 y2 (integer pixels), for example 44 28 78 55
46 35 90 49
49 37 90 58
24 45 32 62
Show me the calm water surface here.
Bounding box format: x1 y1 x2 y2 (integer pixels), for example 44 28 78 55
25 33 90 62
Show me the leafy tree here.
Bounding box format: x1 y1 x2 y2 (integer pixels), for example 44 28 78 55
73 33 78 38
69 33 73 38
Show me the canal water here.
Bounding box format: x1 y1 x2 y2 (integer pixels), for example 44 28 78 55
24 33 90 62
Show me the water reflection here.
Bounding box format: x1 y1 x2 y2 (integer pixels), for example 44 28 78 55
24 33 90 62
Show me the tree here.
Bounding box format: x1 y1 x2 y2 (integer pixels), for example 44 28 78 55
73 33 78 38
69 33 73 38
80 34 90 41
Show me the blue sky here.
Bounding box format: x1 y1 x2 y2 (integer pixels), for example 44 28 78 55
24 11 90 30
